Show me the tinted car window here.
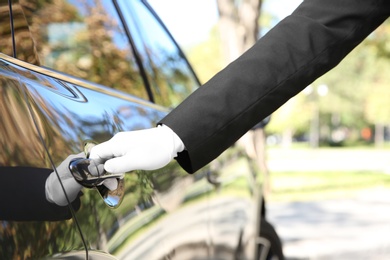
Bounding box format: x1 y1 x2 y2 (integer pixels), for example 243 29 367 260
118 0 200 107
0 1 38 63
18 0 148 99
0 3 12 57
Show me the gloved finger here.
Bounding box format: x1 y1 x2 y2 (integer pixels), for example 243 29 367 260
104 151 171 173
87 159 105 176
104 156 133 173
87 158 122 191
89 140 117 160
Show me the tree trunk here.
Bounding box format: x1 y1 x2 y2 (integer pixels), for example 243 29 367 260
216 0 269 197
216 0 262 62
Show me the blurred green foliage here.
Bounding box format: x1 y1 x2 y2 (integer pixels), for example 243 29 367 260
270 170 390 202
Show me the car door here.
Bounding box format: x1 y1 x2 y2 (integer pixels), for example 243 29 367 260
0 1 90 259
4 0 214 259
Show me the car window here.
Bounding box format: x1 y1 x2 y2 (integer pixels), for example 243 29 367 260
18 0 148 100
117 0 200 108
1 2 37 61
0 2 13 58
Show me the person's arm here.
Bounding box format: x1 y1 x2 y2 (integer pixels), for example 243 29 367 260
0 167 80 221
161 0 390 173
89 0 389 175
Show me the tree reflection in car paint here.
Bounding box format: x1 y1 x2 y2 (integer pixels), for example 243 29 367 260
0 64 85 259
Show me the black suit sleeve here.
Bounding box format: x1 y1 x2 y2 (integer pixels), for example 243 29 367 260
160 0 390 173
0 167 80 221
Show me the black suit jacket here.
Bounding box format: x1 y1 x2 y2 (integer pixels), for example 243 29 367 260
161 0 390 173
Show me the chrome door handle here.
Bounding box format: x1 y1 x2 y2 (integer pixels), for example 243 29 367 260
69 158 123 188
68 141 125 208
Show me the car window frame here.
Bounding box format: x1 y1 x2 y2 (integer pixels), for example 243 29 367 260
112 0 155 103
142 0 201 88
114 0 202 105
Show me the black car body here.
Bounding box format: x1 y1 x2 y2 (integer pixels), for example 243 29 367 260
0 0 283 259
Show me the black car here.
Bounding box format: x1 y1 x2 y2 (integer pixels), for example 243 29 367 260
0 0 283 259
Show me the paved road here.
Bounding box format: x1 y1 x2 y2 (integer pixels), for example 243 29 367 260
267 188 390 259
267 148 390 172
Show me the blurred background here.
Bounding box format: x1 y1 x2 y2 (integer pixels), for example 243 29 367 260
150 0 390 259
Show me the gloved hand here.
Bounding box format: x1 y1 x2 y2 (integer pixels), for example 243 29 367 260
45 152 86 206
45 152 119 206
89 125 185 174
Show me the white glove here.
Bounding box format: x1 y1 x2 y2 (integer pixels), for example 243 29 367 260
45 153 85 206
89 125 185 174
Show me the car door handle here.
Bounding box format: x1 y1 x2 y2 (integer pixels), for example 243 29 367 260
68 141 125 208
69 158 123 188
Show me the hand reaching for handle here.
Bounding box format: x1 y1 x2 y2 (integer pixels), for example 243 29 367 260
45 152 86 206
45 152 111 206
89 125 185 174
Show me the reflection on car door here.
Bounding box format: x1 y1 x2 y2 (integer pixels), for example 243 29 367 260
0 56 90 259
